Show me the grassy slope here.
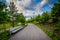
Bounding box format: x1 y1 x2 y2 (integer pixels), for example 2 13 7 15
0 23 11 30
35 23 53 37
34 23 60 40
0 22 20 30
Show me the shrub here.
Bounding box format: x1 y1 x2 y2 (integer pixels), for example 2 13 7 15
54 22 60 33
0 31 10 40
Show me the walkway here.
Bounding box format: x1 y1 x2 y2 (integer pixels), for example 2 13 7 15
10 24 51 40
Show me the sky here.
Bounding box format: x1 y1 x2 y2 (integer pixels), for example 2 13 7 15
0 0 58 20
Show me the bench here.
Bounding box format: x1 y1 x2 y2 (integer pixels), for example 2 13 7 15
10 26 23 34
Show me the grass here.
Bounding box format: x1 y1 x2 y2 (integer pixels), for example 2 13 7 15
35 23 53 37
0 23 26 40
0 22 23 30
34 23 60 40
0 23 19 30
0 31 10 40
0 23 11 30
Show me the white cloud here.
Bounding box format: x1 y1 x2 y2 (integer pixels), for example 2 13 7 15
35 0 49 13
6 0 31 10
23 10 34 16
6 0 49 20
6 0 32 15
48 4 53 8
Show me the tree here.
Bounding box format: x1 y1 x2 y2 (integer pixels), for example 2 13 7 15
0 2 6 11
58 0 60 2
40 12 50 23
16 13 26 25
35 14 41 22
0 2 8 24
51 0 60 22
0 2 10 31
9 2 17 27
51 0 60 40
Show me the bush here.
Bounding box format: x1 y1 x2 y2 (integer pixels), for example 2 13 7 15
0 31 10 40
52 22 60 40
54 22 60 33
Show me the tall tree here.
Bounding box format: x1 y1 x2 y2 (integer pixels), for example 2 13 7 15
35 14 41 22
0 2 10 31
51 0 60 22
40 12 50 23
9 2 17 27
0 2 8 24
16 13 26 25
51 0 60 40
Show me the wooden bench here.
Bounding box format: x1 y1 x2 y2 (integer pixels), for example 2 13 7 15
10 26 23 34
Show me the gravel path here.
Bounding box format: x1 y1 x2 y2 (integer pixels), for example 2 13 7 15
10 24 51 40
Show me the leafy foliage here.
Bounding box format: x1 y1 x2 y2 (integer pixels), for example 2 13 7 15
54 22 60 33
51 0 60 22
0 2 9 24
35 14 40 22
40 12 50 23
0 2 6 11
0 31 10 40
16 13 26 25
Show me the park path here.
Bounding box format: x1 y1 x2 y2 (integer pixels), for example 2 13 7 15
10 24 51 40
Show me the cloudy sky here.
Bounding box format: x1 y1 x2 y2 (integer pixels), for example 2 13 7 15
0 0 58 19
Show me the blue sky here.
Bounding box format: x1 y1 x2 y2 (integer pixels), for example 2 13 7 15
0 0 58 19
27 0 58 12
0 0 58 12
0 0 6 3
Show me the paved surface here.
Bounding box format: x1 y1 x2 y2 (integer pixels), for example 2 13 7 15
10 24 51 40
